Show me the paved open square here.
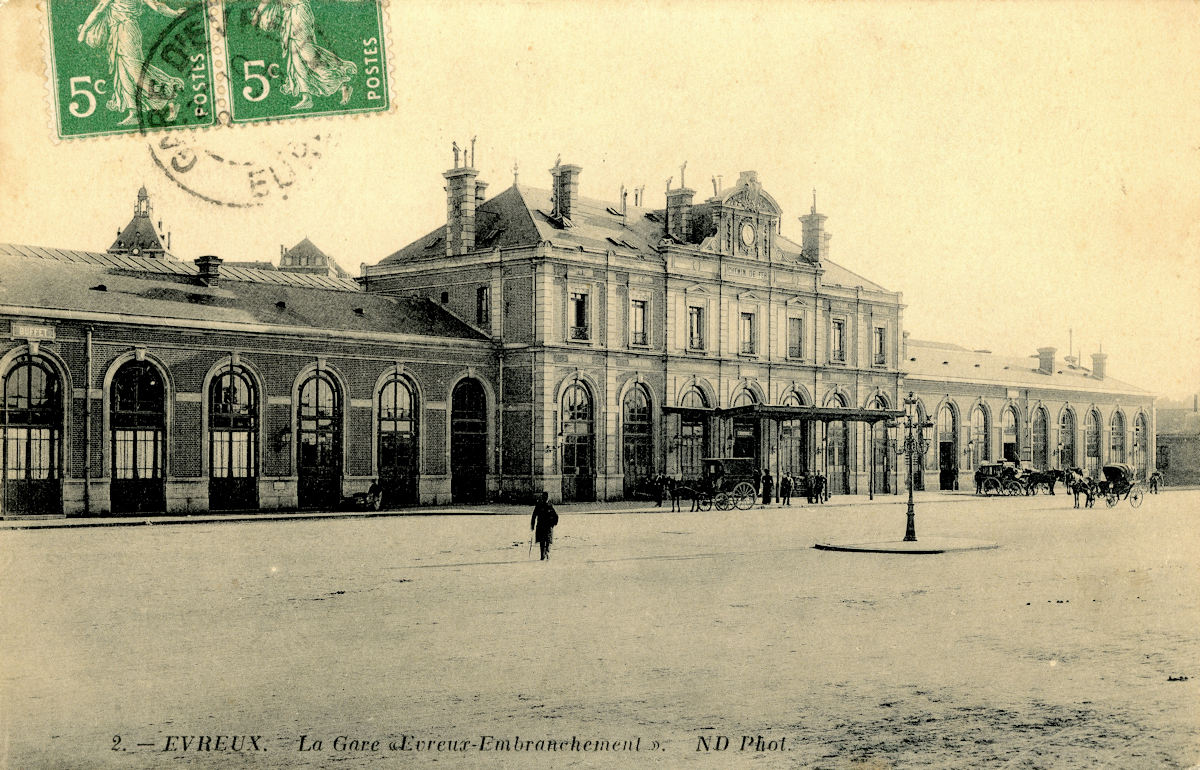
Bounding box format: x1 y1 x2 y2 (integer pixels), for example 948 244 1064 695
2 491 1197 768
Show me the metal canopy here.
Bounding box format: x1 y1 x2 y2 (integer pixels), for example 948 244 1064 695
720 404 905 423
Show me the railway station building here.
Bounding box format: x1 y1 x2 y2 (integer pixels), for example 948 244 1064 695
0 157 1157 517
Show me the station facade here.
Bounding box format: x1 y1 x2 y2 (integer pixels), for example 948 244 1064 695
0 157 1157 517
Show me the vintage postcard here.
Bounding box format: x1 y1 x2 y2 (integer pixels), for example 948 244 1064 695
2 2 1198 768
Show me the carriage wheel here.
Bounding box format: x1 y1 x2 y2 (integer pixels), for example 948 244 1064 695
1003 480 1023 496
732 482 757 510
1104 493 1118 509
716 492 735 511
1130 487 1144 508
982 478 1001 496
697 494 713 512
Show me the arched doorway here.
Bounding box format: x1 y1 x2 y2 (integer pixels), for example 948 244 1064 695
937 403 958 490
621 385 652 499
1001 405 1020 463
1032 408 1049 469
1110 411 1126 464
209 367 258 510
561 382 594 502
1059 408 1077 469
678 387 707 481
730 388 759 465
379 375 419 507
3 355 63 515
969 405 989 470
1085 409 1102 477
297 370 342 509
826 393 850 495
451 379 488 503
870 395 891 494
779 391 808 479
1133 413 1148 478
110 360 166 513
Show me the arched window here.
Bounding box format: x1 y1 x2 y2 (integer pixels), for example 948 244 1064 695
826 392 850 494
1085 409 1101 475
937 403 958 490
1109 411 1126 463
731 388 759 460
870 394 891 494
1032 408 1049 469
209 367 258 510
379 375 419 506
1059 408 1076 468
622 385 652 498
1001 405 1020 463
732 388 757 407
780 390 808 479
297 370 342 509
561 383 594 501
969 406 989 469
111 360 166 513
3 356 63 514
678 387 707 480
1133 413 1148 477
451 378 488 503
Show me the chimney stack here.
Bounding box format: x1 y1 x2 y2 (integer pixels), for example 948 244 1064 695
1037 346 1056 374
800 189 829 261
444 163 479 256
1090 351 1108 380
666 186 695 242
550 162 582 222
195 255 222 287
474 179 489 205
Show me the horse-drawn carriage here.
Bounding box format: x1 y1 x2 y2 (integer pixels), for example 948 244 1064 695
1098 463 1144 509
670 457 759 511
976 462 1025 496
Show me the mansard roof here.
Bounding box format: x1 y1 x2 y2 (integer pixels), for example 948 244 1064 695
0 243 487 341
904 338 1150 397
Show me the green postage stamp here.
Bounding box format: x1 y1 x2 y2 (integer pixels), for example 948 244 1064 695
44 1 390 139
221 0 390 124
46 0 217 139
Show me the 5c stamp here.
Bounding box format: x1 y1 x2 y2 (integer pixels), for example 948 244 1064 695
45 0 216 139
221 0 390 124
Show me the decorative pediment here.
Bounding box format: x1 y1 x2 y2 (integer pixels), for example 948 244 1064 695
683 283 710 295
738 291 762 302
784 295 808 307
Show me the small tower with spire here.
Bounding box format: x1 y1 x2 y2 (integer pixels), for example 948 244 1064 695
109 186 170 259
799 188 829 263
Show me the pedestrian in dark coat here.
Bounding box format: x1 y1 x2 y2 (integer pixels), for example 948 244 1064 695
779 473 792 506
530 492 558 561
761 470 773 505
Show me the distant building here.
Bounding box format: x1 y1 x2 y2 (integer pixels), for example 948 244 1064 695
1156 395 1200 485
279 238 351 278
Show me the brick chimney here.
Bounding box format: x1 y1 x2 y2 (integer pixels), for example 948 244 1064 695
550 162 581 222
1091 352 1108 380
195 255 222 287
799 190 829 262
474 179 489 205
443 165 479 256
666 187 695 242
1037 346 1056 374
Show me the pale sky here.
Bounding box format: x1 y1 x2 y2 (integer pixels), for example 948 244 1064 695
1 1 1197 399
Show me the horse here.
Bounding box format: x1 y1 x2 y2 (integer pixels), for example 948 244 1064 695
663 477 707 512
1065 469 1096 509
1023 469 1064 496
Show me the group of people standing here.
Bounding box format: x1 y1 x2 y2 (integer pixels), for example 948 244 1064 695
758 470 828 506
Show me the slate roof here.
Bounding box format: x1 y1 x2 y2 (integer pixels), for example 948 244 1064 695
0 243 487 341
109 213 166 256
903 338 1150 396
376 184 890 292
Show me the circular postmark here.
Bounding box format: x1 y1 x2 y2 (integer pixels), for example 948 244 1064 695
138 2 327 208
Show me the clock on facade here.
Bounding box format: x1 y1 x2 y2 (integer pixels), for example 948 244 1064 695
740 221 755 248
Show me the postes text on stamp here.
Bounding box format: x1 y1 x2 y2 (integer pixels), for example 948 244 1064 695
46 0 216 139
222 0 390 124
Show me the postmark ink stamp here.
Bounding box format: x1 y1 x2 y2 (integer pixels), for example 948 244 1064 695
45 0 216 139
221 0 390 124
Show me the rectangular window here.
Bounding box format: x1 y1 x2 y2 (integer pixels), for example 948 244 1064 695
787 317 804 358
476 285 490 325
873 326 886 365
630 300 647 345
831 319 846 362
740 312 756 355
569 292 589 340
688 306 705 350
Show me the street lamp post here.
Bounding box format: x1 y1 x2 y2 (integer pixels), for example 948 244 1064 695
892 391 934 542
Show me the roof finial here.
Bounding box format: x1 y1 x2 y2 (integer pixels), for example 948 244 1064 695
554 153 561 169
470 135 477 167
811 188 817 214
679 161 687 189
665 176 672 193
452 141 460 168
512 159 519 185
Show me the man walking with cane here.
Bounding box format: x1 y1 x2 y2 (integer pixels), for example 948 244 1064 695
530 492 559 561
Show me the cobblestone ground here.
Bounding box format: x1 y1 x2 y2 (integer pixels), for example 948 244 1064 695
2 491 1197 769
